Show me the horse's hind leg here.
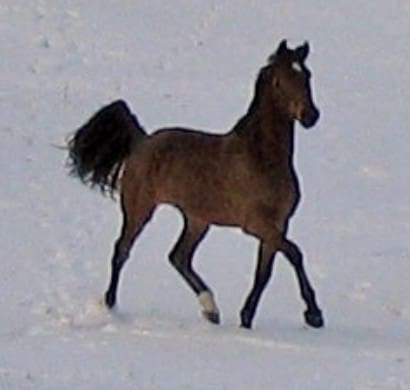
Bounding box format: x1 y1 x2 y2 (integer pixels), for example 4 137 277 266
279 238 324 328
105 194 154 309
169 215 220 324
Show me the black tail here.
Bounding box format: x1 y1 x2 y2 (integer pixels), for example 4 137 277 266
67 100 146 195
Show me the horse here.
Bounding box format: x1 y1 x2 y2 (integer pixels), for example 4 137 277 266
67 40 324 329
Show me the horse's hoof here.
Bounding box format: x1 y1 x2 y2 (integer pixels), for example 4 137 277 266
240 322 252 330
304 310 324 328
105 291 116 309
203 311 220 325
239 311 253 329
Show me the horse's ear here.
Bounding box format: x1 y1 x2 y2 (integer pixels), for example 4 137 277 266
269 40 288 64
296 42 310 62
276 39 288 57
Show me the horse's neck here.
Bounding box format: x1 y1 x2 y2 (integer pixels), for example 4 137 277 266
232 99 295 167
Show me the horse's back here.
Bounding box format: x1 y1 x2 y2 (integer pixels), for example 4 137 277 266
123 128 242 221
122 126 299 228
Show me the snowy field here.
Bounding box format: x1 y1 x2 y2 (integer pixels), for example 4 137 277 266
1 1 410 389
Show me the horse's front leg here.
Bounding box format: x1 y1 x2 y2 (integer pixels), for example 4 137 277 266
240 241 277 329
279 238 324 328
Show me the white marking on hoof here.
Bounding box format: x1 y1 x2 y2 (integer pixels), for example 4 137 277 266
198 291 219 316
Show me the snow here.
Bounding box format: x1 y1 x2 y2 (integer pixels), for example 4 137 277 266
1 1 410 389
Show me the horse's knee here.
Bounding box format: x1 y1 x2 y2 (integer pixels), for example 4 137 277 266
280 239 303 267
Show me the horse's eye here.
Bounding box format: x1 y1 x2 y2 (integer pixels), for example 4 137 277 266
291 62 303 73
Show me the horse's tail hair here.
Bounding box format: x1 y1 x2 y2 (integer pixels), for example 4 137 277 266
67 99 146 196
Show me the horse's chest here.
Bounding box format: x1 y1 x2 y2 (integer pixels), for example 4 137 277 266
264 168 301 212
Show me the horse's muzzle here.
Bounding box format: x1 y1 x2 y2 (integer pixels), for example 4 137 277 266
301 107 320 129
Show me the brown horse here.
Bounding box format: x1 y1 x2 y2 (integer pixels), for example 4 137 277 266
67 40 324 329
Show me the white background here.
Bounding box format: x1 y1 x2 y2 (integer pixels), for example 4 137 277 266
0 1 409 389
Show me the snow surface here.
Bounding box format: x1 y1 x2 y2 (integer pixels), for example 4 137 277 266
1 1 410 389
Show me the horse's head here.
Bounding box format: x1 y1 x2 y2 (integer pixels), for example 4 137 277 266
267 40 320 128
